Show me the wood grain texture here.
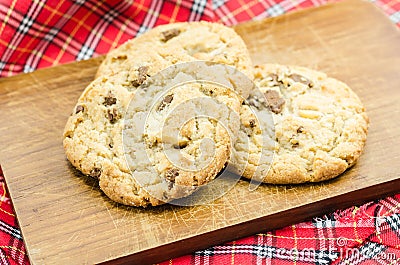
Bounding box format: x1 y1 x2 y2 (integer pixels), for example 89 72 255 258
0 0 400 264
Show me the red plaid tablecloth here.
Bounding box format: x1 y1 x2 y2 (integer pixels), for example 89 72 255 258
1 1 400 264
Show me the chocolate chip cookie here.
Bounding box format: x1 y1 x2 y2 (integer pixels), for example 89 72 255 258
96 21 253 82
231 64 369 184
64 62 244 206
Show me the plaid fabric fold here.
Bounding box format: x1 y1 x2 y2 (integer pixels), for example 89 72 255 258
1 0 400 264
0 0 214 76
161 197 400 264
0 167 28 265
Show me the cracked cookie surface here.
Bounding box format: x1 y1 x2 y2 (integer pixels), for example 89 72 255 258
116 81 241 205
64 61 243 206
231 64 369 184
64 21 253 206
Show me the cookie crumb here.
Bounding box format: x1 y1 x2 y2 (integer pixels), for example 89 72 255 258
249 119 256 128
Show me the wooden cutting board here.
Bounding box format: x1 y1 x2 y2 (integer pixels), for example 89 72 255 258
1 0 400 264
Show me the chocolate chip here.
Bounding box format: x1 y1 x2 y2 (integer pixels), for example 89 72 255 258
289 74 313 87
89 168 101 179
268 73 279 83
164 94 173 103
297 126 304 133
192 179 199 187
107 108 119 123
165 168 179 182
173 142 188 149
160 28 181 42
75 105 84 114
131 66 149 87
116 55 127 60
290 138 299 148
249 119 256 128
103 92 117 106
158 94 174 111
264 90 285 114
